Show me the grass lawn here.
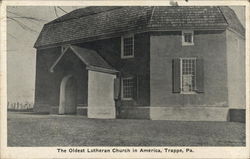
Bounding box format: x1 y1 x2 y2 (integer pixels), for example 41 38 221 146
7 112 245 146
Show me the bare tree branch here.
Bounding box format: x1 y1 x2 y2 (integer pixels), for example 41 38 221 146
8 11 23 16
54 7 59 17
8 11 47 22
8 16 47 22
7 7 69 38
7 16 38 33
7 33 18 40
57 7 68 14
6 10 50 38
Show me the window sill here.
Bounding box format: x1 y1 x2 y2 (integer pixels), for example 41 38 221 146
182 43 194 46
180 92 197 95
121 98 134 101
121 56 134 59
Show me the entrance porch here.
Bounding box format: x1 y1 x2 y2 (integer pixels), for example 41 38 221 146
49 45 118 119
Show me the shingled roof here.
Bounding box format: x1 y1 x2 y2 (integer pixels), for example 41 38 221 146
50 45 117 74
34 6 245 48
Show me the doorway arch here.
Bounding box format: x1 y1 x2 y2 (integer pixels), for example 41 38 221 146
59 75 77 114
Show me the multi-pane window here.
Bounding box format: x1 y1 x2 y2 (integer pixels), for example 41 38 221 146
122 77 134 99
173 58 203 94
182 30 194 45
181 58 196 93
121 35 134 58
184 33 192 43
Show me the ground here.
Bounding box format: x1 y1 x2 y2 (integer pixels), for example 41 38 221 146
7 112 245 146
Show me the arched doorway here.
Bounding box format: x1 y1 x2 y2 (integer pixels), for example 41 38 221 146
59 75 77 114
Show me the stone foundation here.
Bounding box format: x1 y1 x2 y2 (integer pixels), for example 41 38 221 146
49 106 59 114
119 107 150 119
33 104 50 113
34 104 246 122
229 109 245 123
150 106 229 121
88 107 116 119
77 107 87 116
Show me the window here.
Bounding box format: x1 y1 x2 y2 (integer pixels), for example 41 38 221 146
121 35 134 58
122 77 134 100
182 30 194 46
180 58 196 93
172 58 204 94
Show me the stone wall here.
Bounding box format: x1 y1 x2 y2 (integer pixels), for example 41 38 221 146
150 30 229 121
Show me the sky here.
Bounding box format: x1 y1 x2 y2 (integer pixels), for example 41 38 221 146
6 6 245 104
7 6 83 104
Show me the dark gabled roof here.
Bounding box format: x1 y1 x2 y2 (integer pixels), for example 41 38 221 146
47 7 123 24
34 6 245 48
35 6 151 48
50 45 117 74
70 45 116 71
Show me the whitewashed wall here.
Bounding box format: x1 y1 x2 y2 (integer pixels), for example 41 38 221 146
88 70 116 119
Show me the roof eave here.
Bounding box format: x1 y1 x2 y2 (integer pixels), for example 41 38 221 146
86 66 119 74
226 27 245 39
35 27 229 49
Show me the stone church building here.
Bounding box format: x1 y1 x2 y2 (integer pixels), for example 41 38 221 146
34 6 245 121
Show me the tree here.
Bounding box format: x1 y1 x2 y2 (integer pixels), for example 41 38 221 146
7 6 69 39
